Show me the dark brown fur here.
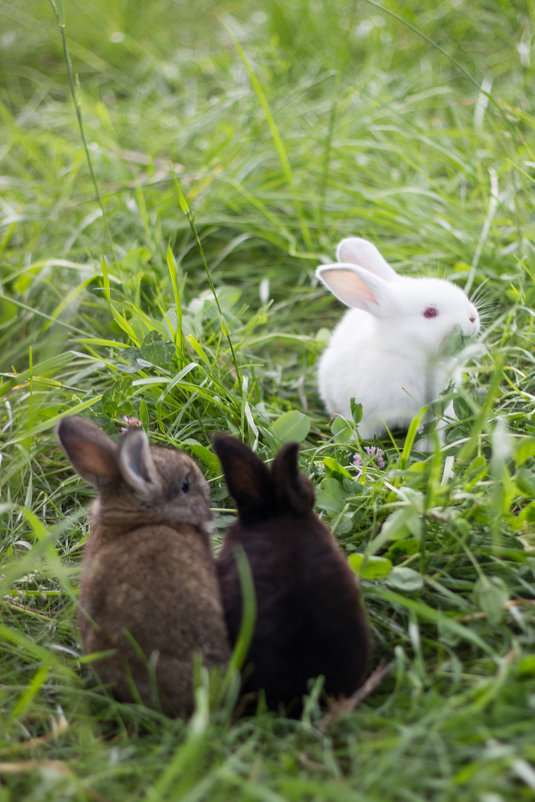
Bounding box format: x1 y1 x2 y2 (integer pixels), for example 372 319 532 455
57 416 230 717
213 434 370 713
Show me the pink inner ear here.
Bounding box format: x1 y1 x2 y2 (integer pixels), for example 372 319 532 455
321 268 379 307
81 441 120 479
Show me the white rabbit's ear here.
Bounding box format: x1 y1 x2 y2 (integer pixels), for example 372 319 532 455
335 238 397 281
316 263 392 314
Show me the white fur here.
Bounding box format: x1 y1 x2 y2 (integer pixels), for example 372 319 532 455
317 237 480 439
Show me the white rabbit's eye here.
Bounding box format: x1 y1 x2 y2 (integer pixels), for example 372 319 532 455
424 307 438 318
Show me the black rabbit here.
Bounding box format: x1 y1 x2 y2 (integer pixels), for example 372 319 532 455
57 415 230 717
213 434 370 712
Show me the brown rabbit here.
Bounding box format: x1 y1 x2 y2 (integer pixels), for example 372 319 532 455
57 415 230 717
213 434 370 713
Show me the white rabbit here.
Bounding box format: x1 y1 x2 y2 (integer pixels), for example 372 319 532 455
316 237 480 441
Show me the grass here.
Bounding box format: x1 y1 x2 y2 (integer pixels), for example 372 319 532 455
1 0 535 799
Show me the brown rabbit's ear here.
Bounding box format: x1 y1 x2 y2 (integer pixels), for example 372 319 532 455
57 416 120 489
118 429 161 499
212 434 272 522
270 442 315 516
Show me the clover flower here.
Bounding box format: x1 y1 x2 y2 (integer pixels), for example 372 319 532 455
118 415 143 435
353 446 385 474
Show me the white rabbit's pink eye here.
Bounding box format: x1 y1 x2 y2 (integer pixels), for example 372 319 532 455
424 307 438 318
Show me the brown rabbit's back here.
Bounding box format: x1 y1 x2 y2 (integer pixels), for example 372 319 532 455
80 522 230 715
80 523 228 656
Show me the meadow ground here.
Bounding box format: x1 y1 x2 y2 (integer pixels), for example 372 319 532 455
1 0 535 799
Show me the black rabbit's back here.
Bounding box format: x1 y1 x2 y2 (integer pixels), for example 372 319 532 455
217 512 369 710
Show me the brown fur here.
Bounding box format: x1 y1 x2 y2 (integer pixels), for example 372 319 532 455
57 416 230 717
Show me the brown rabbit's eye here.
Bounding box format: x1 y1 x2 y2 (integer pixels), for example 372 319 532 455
424 307 438 318
181 476 190 493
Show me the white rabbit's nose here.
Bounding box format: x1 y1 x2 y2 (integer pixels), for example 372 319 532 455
467 312 481 336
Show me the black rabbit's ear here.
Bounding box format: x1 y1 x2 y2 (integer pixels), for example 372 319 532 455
212 434 272 521
271 442 315 515
57 416 120 489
